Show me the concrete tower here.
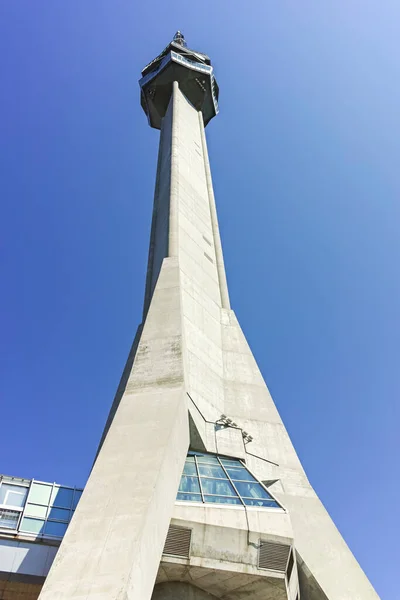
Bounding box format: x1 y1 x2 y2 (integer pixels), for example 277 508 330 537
38 33 379 600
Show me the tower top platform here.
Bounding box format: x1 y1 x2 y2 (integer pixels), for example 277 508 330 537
139 32 219 129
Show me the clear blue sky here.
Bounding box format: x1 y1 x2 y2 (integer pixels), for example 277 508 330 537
1 2 398 597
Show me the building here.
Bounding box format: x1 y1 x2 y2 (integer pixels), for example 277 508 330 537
0 475 82 598
1 33 380 599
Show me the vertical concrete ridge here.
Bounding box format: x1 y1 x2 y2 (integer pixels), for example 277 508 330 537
143 116 166 319
198 110 230 310
168 81 180 258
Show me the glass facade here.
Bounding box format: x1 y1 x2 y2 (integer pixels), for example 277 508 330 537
0 453 280 540
177 452 282 509
0 476 83 540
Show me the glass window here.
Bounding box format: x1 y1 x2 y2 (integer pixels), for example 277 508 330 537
234 481 271 499
243 498 279 508
176 452 282 510
44 521 68 537
25 504 47 518
20 517 45 535
29 483 52 505
72 490 82 510
219 458 242 467
0 508 20 529
224 466 256 482
200 478 236 496
194 454 220 465
51 486 73 508
183 462 197 476
197 464 226 478
178 476 200 494
176 492 202 502
47 507 71 522
204 496 242 505
0 483 28 508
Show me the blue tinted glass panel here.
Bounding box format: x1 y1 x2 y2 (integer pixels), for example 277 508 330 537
179 476 200 493
47 507 71 522
200 479 236 496
29 483 51 505
44 521 68 537
177 453 281 510
72 490 82 510
21 517 45 535
243 498 280 508
219 458 242 466
204 496 242 505
51 487 73 508
234 482 271 499
176 492 202 502
194 455 220 465
183 462 197 476
225 466 256 482
197 464 226 478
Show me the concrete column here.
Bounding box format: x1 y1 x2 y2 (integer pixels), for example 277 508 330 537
168 81 180 258
143 123 165 319
198 111 230 309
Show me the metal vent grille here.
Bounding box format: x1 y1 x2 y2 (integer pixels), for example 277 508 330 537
258 540 291 572
162 525 192 558
0 509 20 529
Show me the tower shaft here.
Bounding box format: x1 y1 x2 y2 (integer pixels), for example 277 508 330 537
37 82 231 600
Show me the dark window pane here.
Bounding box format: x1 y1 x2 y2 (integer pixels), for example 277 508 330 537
72 490 82 510
47 507 71 522
204 495 242 505
197 464 226 478
183 462 197 476
224 467 256 482
51 487 73 509
44 521 68 537
179 476 200 493
176 492 202 502
287 550 294 580
234 481 271 499
242 498 279 508
200 478 236 496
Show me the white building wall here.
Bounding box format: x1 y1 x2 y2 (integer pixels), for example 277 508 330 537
0 539 57 578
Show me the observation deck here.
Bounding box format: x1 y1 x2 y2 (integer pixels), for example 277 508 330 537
139 31 219 129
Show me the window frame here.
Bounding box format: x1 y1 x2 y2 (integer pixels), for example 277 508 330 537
0 479 30 531
0 475 84 540
176 452 284 511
